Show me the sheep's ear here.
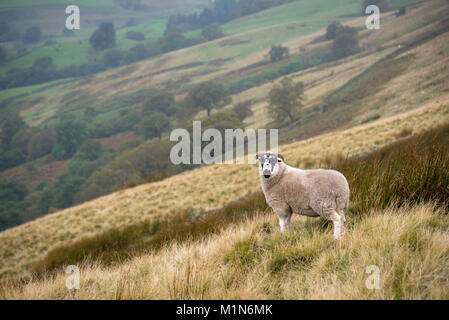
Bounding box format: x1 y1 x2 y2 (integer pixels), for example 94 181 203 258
255 153 259 161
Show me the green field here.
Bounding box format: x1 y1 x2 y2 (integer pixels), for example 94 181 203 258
0 0 209 74
0 0 420 76
223 0 361 35
0 79 73 102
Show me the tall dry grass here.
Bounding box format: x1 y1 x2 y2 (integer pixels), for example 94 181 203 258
334 122 449 216
1 203 448 299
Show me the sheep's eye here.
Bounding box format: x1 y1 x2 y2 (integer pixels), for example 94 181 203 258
277 159 281 162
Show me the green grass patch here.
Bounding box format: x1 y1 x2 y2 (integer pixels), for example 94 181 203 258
225 50 330 94
0 79 70 103
222 0 362 35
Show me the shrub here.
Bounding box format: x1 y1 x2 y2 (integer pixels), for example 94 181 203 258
53 121 87 159
331 26 359 59
0 45 7 65
135 112 171 139
0 181 28 231
201 23 224 41
89 22 115 51
326 21 343 40
233 100 253 121
103 48 124 67
269 45 289 62
27 129 56 160
79 139 103 161
142 91 176 116
22 27 41 43
396 6 406 17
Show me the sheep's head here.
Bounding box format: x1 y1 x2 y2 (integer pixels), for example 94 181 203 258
256 153 285 179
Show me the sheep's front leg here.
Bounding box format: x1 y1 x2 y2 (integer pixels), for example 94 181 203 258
279 214 291 232
275 206 292 232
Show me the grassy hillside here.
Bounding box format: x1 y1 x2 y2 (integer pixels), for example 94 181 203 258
2 121 449 298
3 204 447 299
0 98 447 279
1 0 449 299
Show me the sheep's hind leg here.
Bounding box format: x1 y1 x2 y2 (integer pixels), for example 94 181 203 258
311 201 345 239
330 211 345 239
335 196 347 235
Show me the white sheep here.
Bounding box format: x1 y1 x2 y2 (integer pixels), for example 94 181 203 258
256 152 349 238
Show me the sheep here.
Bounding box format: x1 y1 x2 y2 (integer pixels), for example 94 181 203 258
256 152 349 239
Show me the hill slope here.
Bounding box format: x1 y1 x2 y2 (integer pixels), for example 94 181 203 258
0 99 448 278
3 203 448 299
1 0 449 292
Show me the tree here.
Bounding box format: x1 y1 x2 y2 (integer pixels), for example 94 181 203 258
155 29 185 53
28 129 56 160
187 81 231 116
142 91 176 116
0 46 7 65
124 43 149 63
79 139 103 161
0 181 27 230
233 100 253 121
331 26 359 59
12 128 35 156
201 23 224 41
269 45 289 62
52 174 86 209
0 21 10 38
0 113 26 150
89 22 116 51
268 77 304 123
22 26 41 43
0 21 19 42
103 48 124 67
37 187 54 215
0 149 25 171
326 21 343 40
135 112 171 139
396 6 406 17
30 56 56 75
53 121 87 159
